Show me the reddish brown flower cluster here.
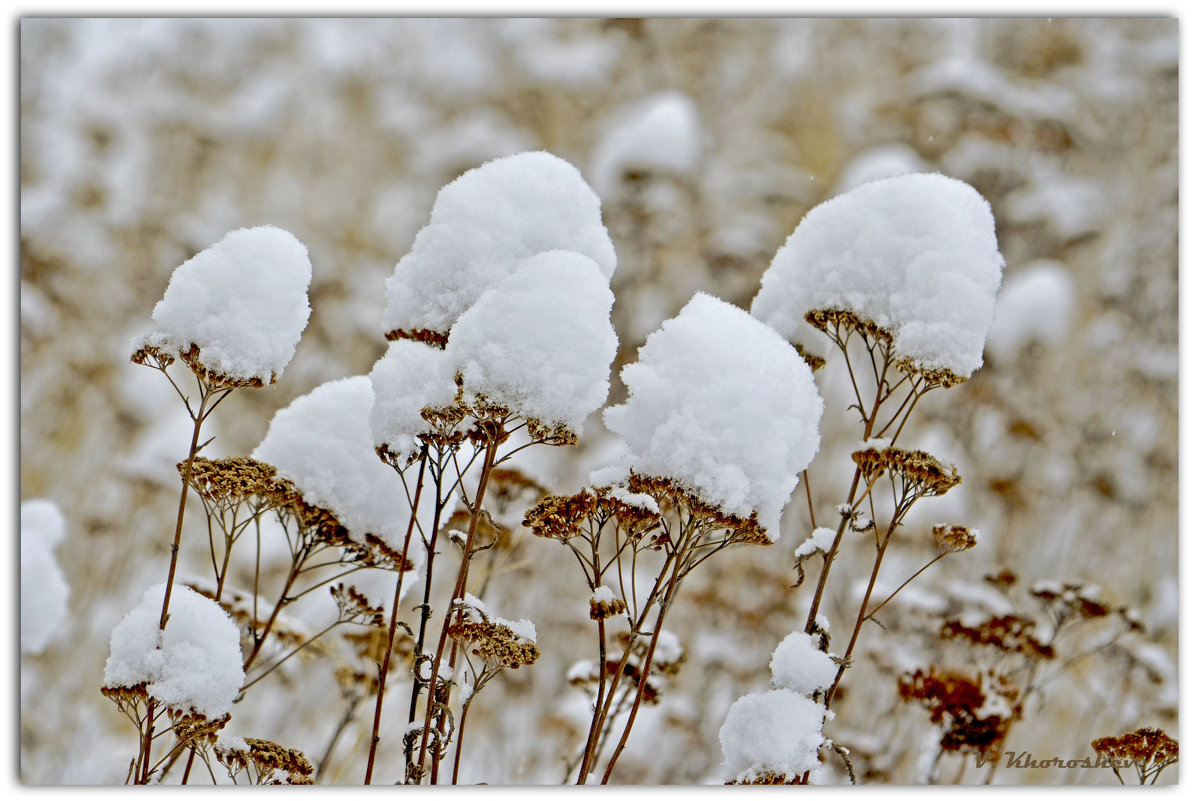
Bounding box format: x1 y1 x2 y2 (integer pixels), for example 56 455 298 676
384 327 448 348
183 456 299 509
1091 727 1178 782
898 668 1017 757
940 614 1055 660
851 446 962 498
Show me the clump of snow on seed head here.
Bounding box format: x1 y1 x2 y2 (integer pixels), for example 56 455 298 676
253 375 418 563
368 339 460 465
719 688 828 783
103 583 244 720
751 173 1004 380
382 151 616 339
135 225 312 384
446 250 618 434
603 292 822 536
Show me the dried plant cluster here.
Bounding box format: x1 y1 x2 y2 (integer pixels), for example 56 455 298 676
20 18 1177 788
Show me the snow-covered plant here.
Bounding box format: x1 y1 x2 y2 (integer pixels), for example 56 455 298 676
713 172 1004 783
110 225 313 784
526 292 823 783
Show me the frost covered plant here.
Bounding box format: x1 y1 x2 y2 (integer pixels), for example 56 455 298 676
528 293 823 783
363 151 619 784
714 173 1004 783
109 225 313 783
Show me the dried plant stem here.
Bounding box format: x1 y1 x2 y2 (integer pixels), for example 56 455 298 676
316 694 363 783
364 448 429 784
826 522 896 707
413 438 500 781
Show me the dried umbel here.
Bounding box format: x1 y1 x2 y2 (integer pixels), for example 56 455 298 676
727 770 810 785
898 668 1017 758
331 583 386 628
806 307 895 346
446 600 539 670
1029 580 1112 621
626 474 769 545
940 614 1055 660
852 446 962 499
214 737 315 785
1091 727 1179 783
384 327 449 348
589 593 627 621
179 343 272 389
932 524 979 553
183 456 299 509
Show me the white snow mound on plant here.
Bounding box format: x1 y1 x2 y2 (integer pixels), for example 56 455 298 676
369 339 460 464
719 688 827 782
986 259 1075 361
751 172 1004 379
103 583 244 720
136 225 312 383
21 499 71 654
253 375 419 564
591 90 703 198
603 292 822 536
382 151 616 338
769 631 838 697
447 250 618 432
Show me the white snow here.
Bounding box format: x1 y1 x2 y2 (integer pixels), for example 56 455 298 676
591 585 617 604
719 688 826 782
134 225 312 384
794 527 838 559
751 173 1005 380
103 583 245 720
607 486 661 515
986 259 1076 362
769 631 838 697
590 90 703 198
252 375 420 564
603 292 823 536
458 593 536 643
381 151 616 338
446 250 618 432
21 500 72 654
368 339 460 464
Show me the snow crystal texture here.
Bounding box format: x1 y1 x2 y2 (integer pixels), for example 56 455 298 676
382 151 616 338
103 583 244 720
369 339 460 464
21 500 71 654
603 292 822 536
447 250 618 432
719 688 826 782
139 225 312 383
752 172 1004 379
769 631 838 697
253 375 417 559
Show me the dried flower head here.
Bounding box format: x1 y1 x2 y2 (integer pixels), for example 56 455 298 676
727 770 810 785
524 490 599 542
1091 727 1178 783
384 327 449 349
1030 579 1111 620
184 456 299 509
447 596 539 670
806 308 894 345
180 343 271 389
589 589 628 621
933 523 979 552
793 344 826 373
898 668 1016 757
627 474 769 545
940 614 1055 660
331 583 386 628
215 737 314 785
852 446 961 498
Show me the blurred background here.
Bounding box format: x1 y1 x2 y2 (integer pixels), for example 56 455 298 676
19 17 1177 784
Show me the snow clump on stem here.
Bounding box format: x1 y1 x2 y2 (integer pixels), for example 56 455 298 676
103 583 244 721
381 151 616 342
603 292 823 537
134 225 312 385
751 172 1004 381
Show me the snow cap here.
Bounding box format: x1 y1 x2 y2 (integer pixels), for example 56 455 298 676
369 339 460 465
382 151 616 339
769 631 838 697
719 688 827 783
253 375 419 563
136 225 312 384
752 173 1004 380
447 250 618 434
603 292 823 536
103 583 244 720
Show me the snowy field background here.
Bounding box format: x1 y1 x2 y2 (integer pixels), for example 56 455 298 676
19 17 1177 784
